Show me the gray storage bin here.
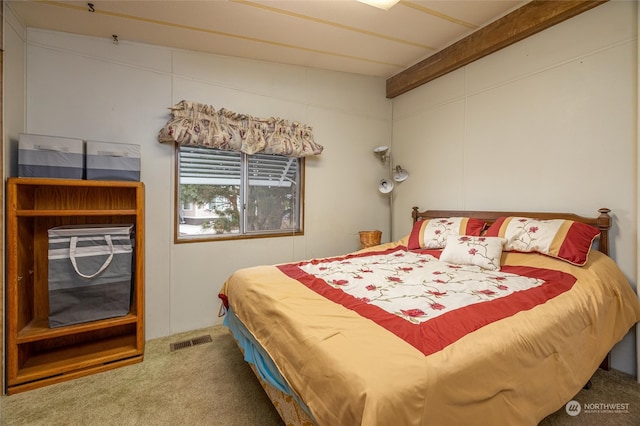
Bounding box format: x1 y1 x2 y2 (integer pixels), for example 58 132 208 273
47 224 134 328
18 133 84 179
86 141 140 181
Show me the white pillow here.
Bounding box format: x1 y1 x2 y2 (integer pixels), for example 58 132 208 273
439 235 505 271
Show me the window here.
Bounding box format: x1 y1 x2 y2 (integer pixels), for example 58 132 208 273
176 145 304 242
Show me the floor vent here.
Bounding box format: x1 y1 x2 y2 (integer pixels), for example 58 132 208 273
170 334 213 352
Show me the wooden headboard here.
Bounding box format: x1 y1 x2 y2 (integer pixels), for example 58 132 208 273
411 207 612 256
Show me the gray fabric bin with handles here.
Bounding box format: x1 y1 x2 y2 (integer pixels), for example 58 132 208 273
47 224 134 328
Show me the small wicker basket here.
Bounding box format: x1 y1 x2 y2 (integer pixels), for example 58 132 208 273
359 230 382 249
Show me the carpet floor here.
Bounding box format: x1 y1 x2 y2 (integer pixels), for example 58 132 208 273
1 325 638 425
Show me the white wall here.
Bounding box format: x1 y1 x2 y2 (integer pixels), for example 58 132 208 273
5 25 392 339
392 1 638 376
3 5 25 175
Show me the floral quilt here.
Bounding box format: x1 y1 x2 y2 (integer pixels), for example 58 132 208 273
278 247 576 356
221 241 640 426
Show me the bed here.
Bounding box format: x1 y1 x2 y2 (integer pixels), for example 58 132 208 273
218 207 640 426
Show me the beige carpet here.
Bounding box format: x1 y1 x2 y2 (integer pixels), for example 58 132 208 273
1 325 638 425
0 326 283 426
540 367 640 426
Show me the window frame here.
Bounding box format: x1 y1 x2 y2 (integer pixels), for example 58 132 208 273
174 144 305 243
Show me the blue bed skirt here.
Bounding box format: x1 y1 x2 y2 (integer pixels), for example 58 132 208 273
223 308 313 419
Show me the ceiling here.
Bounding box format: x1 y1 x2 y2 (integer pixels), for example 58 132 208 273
7 0 529 79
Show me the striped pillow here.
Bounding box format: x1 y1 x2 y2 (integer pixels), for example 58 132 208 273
407 217 486 250
484 217 600 266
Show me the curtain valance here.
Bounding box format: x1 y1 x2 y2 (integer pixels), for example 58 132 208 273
158 100 323 158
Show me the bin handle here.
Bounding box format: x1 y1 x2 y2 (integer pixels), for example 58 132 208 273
69 235 114 278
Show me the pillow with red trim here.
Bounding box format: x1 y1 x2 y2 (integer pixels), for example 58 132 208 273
407 217 486 250
484 217 600 266
440 235 505 271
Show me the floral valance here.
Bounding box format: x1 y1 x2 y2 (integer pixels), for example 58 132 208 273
158 100 323 158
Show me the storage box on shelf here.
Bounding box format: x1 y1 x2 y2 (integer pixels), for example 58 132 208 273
85 140 141 181
5 177 145 394
18 134 85 179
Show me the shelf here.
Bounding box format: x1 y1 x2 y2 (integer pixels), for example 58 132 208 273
8 357 143 395
7 177 142 188
15 209 138 216
17 313 139 344
11 335 141 386
6 177 145 394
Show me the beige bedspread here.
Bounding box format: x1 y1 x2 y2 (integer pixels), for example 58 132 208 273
220 242 640 426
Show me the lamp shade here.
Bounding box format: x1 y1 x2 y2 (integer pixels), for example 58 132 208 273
393 165 409 182
374 145 389 155
373 146 389 163
378 178 394 194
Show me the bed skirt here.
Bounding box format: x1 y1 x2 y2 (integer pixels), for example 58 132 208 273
224 308 315 426
247 361 315 426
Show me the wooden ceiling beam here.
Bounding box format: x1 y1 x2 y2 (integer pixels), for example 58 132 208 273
386 0 608 98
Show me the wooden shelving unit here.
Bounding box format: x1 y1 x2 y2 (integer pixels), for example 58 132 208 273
5 177 145 394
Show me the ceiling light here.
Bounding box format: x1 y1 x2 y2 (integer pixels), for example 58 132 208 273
357 0 401 11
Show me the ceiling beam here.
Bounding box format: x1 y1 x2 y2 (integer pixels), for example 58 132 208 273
386 0 608 98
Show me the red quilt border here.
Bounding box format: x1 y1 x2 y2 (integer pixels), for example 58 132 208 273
277 248 577 356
